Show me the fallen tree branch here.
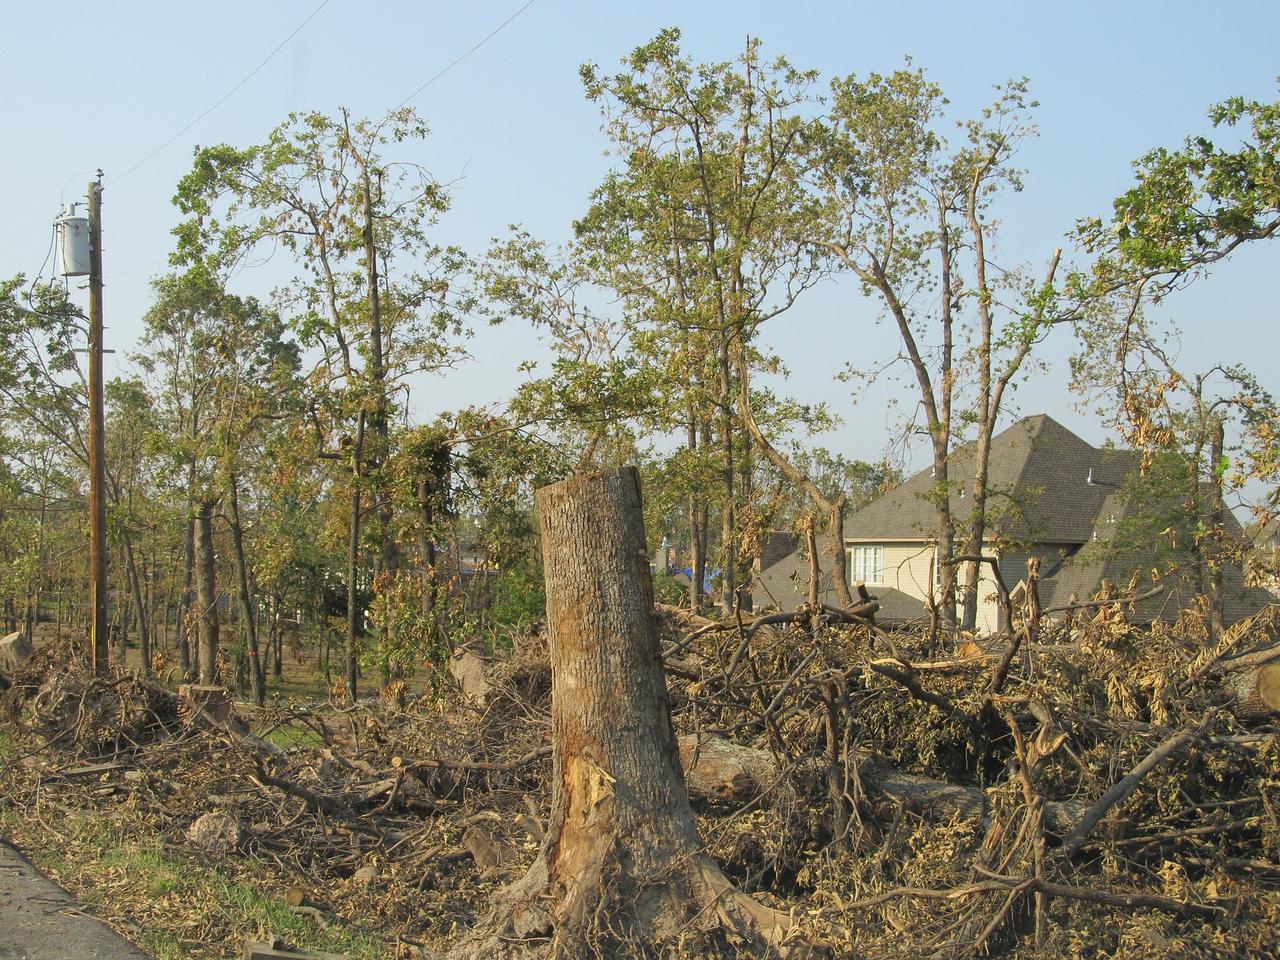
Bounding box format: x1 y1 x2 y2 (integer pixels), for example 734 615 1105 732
404 744 550 774
1041 584 1164 617
845 874 1226 920
1032 878 1226 919
1063 716 1215 858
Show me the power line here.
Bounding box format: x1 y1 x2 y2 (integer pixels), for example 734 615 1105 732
0 219 49 241
110 0 333 185
4 6 330 240
1 172 93 242
105 257 170 280
399 0 538 107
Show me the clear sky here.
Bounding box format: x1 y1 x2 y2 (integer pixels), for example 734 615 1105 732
2 1 1277 471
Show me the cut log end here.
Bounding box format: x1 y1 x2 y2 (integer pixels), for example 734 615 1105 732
1229 662 1280 722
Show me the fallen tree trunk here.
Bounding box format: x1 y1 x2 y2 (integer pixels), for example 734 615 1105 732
858 755 1085 837
678 734 783 803
676 733 1085 836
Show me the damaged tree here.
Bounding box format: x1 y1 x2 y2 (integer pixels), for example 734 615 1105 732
450 467 793 958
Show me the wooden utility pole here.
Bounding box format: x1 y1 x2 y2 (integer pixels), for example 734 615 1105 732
87 177 108 676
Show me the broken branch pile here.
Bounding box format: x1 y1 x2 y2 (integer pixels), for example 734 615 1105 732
1 589 1278 958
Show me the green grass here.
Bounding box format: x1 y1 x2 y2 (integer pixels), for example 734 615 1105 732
101 843 187 896
140 929 187 960
261 722 326 751
0 804 386 959
207 874 384 958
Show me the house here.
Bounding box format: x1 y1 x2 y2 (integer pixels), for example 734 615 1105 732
1249 518 1280 597
757 415 1274 631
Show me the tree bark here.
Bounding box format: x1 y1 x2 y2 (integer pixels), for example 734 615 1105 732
195 500 219 685
1228 662 1280 722
345 409 367 702
1207 415 1227 642
178 503 195 679
718 340 736 617
686 411 704 614
449 468 790 958
123 536 151 675
227 471 265 705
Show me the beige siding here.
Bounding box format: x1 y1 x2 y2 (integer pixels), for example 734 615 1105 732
856 540 1008 633
880 542 935 598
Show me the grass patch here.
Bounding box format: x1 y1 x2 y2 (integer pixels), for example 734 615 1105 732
140 929 187 960
101 843 187 896
0 796 386 959
206 874 384 958
260 722 326 751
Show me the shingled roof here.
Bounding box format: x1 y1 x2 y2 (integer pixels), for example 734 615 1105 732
754 414 1275 626
1033 485 1275 624
841 415 1139 544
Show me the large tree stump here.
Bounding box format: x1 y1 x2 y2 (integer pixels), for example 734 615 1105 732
1228 662 1280 722
448 468 794 959
0 631 33 675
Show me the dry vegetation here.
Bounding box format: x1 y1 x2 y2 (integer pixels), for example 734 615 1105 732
2 590 1279 959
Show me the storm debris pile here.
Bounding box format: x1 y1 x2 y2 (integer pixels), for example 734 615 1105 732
1 594 1278 959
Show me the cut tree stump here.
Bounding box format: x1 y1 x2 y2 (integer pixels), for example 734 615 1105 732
447 468 800 959
1228 662 1280 722
0 630 32 674
178 683 232 724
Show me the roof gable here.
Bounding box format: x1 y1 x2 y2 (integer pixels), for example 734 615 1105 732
842 415 1138 545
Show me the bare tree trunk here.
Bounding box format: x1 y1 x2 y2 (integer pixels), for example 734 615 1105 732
227 471 265 705
117 554 129 666
1207 415 1227 642
195 500 219 685
718 340 736 617
122 536 151 675
178 508 195 679
960 425 994 630
270 595 284 679
450 467 790 958
734 342 855 607
347 115 399 690
932 450 958 628
24 499 47 641
686 411 704 613
345 410 367 702
418 478 438 615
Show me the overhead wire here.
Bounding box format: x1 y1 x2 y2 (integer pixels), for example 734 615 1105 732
398 0 538 107
10 2 537 276
3 3 331 240
109 0 333 185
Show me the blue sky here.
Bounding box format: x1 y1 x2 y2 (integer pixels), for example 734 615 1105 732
2 1 1277 471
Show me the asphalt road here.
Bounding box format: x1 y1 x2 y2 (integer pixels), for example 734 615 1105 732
0 839 151 959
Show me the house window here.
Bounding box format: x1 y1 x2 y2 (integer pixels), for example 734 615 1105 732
848 545 884 584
